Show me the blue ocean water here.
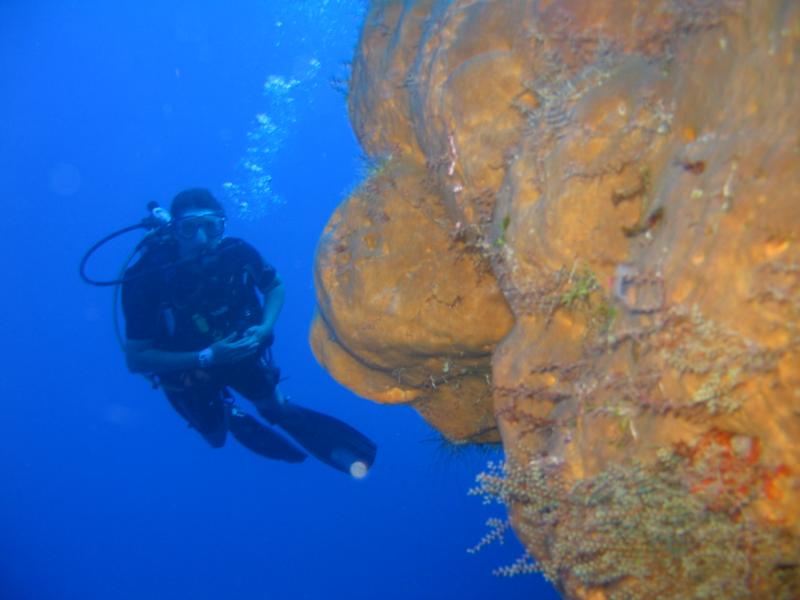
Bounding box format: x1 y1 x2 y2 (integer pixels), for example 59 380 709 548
0 2 559 599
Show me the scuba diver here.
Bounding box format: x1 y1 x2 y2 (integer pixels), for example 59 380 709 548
81 188 376 478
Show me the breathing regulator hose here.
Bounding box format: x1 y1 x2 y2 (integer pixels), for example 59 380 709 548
79 202 173 358
79 202 172 287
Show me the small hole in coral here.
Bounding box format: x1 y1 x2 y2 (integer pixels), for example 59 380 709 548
681 160 706 175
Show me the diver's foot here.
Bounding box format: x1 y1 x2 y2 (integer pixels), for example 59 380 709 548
228 408 307 463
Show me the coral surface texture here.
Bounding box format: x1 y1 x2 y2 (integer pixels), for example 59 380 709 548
311 1 800 597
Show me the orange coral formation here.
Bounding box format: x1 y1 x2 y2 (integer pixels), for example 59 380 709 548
311 156 513 440
311 1 799 597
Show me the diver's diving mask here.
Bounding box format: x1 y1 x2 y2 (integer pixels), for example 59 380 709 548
173 213 226 240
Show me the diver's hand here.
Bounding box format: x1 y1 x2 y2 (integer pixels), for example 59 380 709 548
208 332 260 365
241 325 273 347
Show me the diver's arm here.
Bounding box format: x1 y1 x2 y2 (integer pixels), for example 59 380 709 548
125 335 260 374
125 338 205 374
240 279 285 347
259 279 285 334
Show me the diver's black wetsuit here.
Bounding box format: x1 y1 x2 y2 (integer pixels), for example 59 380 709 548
121 237 376 474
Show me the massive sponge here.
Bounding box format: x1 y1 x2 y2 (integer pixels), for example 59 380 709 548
312 1 799 597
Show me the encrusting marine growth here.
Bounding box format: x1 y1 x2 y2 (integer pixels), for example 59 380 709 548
311 1 800 597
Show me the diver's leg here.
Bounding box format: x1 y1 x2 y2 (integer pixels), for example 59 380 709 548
229 356 378 477
253 384 290 424
225 353 288 424
160 372 227 448
217 356 306 463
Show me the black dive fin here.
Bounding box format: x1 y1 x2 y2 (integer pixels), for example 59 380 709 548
229 409 307 463
278 405 377 477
